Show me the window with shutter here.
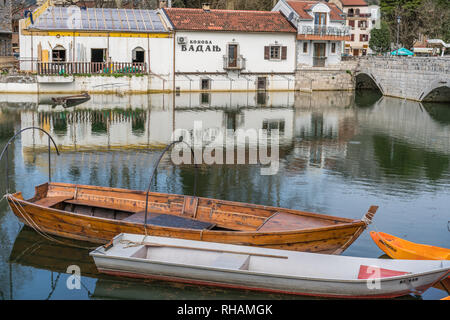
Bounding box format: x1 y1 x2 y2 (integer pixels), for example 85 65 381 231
281 46 287 60
264 46 270 60
270 46 281 59
266 45 285 60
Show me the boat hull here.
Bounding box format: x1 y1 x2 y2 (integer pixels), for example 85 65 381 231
370 231 450 260
90 234 450 299
8 196 364 254
95 267 446 299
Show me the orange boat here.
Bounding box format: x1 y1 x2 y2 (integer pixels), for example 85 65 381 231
370 231 450 294
370 231 450 260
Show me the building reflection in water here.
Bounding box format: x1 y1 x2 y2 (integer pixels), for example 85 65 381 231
0 90 448 183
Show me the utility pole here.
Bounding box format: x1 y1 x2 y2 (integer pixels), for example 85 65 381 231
396 15 401 50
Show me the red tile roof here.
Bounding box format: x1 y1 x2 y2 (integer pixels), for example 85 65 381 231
286 1 345 21
340 0 368 6
163 8 297 33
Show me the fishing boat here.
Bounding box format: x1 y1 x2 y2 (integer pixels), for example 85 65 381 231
90 233 450 299
6 182 378 254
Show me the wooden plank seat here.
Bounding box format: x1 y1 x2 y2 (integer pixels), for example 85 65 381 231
34 196 74 208
123 211 216 230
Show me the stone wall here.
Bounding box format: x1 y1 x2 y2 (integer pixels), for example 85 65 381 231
358 57 450 102
295 61 358 92
0 0 12 57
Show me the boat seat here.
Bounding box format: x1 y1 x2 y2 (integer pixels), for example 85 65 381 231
210 253 250 270
123 211 216 230
34 196 74 208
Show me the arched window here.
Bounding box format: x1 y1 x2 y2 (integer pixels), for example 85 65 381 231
52 45 66 62
132 47 145 63
355 9 360 16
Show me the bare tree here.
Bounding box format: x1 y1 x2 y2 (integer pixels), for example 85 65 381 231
418 0 450 41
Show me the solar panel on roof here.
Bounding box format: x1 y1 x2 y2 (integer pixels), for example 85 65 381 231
29 6 167 33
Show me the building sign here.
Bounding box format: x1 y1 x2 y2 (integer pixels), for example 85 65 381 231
181 40 221 52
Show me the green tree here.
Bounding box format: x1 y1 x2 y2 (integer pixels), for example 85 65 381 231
369 21 391 53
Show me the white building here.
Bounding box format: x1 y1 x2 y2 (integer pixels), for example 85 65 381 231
18 2 300 92
272 0 350 67
19 1 173 77
160 6 297 91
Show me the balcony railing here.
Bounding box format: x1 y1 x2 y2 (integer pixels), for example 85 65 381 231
36 62 147 75
313 56 327 67
347 13 371 18
223 55 246 70
300 25 350 37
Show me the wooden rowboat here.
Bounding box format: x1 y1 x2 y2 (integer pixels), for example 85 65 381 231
6 182 378 254
370 231 450 260
90 233 450 299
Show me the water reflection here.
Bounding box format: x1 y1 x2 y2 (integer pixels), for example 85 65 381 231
0 90 449 300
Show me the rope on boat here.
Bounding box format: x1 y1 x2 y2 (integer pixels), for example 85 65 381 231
4 194 98 250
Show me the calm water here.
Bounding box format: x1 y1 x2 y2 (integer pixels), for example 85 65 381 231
0 91 449 300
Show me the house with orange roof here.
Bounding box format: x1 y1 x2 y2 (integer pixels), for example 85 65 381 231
329 0 380 56
272 0 350 67
161 4 298 91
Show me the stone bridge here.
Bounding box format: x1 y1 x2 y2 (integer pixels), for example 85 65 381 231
356 57 450 102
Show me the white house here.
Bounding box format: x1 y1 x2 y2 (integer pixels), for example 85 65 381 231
272 0 350 67
19 1 173 77
160 5 297 91
18 1 299 92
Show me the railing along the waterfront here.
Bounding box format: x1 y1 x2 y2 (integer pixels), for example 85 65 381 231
37 62 147 75
300 25 350 37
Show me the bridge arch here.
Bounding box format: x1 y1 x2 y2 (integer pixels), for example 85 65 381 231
420 79 450 102
355 72 383 94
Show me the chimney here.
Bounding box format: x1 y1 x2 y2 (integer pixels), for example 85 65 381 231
159 0 167 8
202 3 211 11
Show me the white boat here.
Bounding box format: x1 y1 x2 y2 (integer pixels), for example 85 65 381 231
90 233 450 299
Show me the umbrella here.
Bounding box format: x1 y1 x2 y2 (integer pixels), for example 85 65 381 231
390 48 414 56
